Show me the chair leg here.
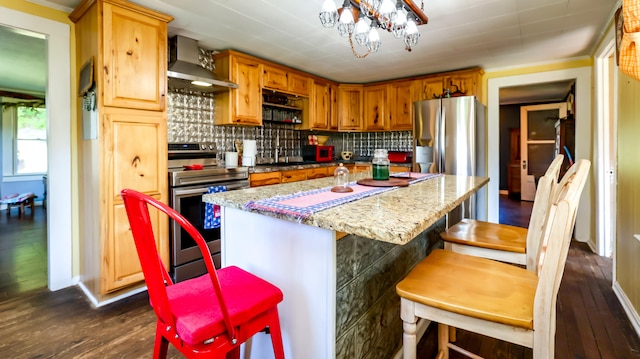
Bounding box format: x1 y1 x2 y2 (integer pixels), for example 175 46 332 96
267 308 285 359
153 327 169 359
402 320 418 359
449 326 457 342
438 323 450 359
226 346 241 359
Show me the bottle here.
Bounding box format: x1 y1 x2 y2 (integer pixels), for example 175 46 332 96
372 149 390 181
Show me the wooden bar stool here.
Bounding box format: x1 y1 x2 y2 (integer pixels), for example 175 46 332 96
440 155 571 271
396 160 590 359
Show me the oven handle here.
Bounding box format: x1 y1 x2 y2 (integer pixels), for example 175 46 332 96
173 187 209 196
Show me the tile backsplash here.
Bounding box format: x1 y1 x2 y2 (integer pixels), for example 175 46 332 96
166 88 413 162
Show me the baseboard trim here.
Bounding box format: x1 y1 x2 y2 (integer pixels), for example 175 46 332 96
78 281 148 308
612 281 640 338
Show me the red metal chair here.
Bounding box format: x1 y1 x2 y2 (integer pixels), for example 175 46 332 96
121 189 285 359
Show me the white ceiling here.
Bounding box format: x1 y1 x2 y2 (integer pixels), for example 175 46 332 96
2 0 618 103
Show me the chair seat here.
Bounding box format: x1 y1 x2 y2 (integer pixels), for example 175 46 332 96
167 266 283 346
396 249 537 329
440 219 527 253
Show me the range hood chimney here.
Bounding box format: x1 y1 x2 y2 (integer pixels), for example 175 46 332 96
167 35 238 93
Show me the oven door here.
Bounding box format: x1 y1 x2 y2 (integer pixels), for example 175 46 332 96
170 180 248 269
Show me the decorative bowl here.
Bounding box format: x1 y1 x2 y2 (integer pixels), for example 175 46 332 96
316 135 330 145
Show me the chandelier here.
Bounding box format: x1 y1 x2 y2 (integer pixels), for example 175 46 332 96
319 0 428 58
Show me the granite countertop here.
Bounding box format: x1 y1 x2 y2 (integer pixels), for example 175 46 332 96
250 161 412 173
203 173 489 245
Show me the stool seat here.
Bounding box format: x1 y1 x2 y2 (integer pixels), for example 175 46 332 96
440 219 527 253
397 249 537 329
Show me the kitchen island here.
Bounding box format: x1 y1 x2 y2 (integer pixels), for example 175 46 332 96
204 174 489 359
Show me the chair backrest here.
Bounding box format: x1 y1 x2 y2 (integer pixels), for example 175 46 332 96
530 159 590 273
120 189 237 340
544 154 564 183
525 174 555 271
524 154 566 270
530 159 590 355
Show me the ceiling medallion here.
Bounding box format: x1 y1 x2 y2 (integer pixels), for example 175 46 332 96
319 0 428 58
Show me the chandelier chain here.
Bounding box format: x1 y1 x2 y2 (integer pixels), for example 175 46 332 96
348 33 371 59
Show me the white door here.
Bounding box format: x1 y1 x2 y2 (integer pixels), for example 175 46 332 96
520 103 567 201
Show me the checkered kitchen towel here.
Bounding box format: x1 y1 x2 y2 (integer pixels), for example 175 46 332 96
244 173 441 222
203 186 227 229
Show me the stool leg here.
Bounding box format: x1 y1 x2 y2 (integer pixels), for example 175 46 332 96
438 323 450 359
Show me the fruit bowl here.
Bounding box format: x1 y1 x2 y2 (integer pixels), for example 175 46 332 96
316 135 329 145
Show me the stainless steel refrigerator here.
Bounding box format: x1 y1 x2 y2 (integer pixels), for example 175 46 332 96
413 96 487 222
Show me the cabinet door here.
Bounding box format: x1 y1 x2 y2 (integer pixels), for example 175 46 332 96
232 56 263 125
288 72 310 96
311 81 330 130
250 172 281 187
338 85 363 131
363 84 387 131
443 72 478 97
389 81 413 130
281 169 307 183
103 108 168 292
102 2 168 111
421 76 444 100
263 65 288 92
307 167 329 179
328 84 339 130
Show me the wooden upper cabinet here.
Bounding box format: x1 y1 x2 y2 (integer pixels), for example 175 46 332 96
388 81 414 131
443 69 483 98
101 2 170 111
263 64 310 97
328 84 339 130
421 76 445 100
363 84 388 131
214 51 263 126
263 65 288 92
288 72 310 97
338 84 363 131
311 81 331 130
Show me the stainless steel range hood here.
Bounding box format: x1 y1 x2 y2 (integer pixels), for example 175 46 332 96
168 35 238 93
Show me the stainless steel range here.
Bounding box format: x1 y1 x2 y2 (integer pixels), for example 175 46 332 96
168 142 249 282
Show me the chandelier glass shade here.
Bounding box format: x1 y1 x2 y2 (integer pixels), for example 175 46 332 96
319 0 427 58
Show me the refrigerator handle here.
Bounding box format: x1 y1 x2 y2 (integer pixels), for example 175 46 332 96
439 106 446 173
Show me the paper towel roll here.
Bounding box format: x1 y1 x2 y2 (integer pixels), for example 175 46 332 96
243 140 257 156
242 155 255 167
225 152 238 167
415 146 433 164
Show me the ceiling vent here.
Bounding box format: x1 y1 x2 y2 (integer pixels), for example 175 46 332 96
167 35 238 93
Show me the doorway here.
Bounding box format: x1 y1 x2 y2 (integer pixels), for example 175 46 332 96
520 102 567 201
0 7 73 291
487 67 592 244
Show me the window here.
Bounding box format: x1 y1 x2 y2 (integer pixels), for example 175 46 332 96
15 106 47 174
1 99 47 177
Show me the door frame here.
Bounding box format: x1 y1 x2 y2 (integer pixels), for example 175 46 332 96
0 7 74 290
488 66 592 243
594 27 616 258
520 103 567 201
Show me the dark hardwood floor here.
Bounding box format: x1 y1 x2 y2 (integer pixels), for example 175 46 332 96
0 206 47 300
0 198 638 358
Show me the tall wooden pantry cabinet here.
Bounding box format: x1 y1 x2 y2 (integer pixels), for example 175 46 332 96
70 0 173 303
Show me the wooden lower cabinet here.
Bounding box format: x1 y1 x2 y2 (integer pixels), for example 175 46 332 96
102 107 168 293
307 167 329 179
250 172 281 187
281 169 307 183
